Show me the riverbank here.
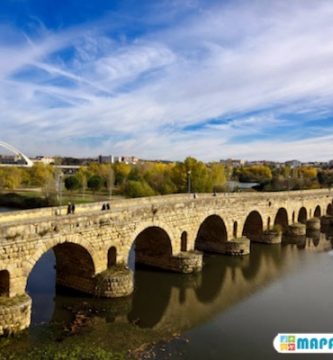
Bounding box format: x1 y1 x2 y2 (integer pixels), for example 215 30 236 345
0 192 52 209
0 191 123 210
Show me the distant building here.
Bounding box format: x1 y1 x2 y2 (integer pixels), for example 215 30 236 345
98 155 114 164
33 156 55 165
246 160 282 168
302 161 324 168
0 154 26 165
220 159 245 167
120 156 139 165
285 160 302 168
99 155 139 165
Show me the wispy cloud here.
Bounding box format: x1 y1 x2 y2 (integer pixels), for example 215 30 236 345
1 0 333 161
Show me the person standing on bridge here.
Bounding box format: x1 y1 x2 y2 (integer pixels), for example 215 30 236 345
67 202 72 215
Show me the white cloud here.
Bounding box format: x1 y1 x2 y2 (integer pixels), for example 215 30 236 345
1 0 333 161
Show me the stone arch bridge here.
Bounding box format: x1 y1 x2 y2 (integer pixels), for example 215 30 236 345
0 189 332 335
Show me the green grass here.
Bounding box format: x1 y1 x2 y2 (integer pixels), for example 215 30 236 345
0 344 127 360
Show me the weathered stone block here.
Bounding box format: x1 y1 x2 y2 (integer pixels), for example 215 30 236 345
260 231 282 244
306 217 321 231
0 293 31 336
95 267 133 298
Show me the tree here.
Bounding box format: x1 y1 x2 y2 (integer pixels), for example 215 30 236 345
113 163 131 186
123 180 156 198
87 175 104 192
297 166 317 180
64 176 80 191
0 167 23 190
28 163 54 187
236 165 272 183
318 170 333 188
171 157 212 193
209 163 227 191
76 167 89 193
144 162 177 194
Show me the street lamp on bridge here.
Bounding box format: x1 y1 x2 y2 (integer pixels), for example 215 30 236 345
187 170 192 194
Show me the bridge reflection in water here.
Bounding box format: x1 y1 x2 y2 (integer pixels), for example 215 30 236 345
25 228 333 339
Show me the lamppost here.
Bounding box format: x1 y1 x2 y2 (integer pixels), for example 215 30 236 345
187 170 192 194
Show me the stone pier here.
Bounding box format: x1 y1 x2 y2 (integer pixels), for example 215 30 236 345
95 267 134 298
288 223 306 238
0 294 31 336
136 251 203 274
259 231 282 244
221 238 250 255
306 218 321 231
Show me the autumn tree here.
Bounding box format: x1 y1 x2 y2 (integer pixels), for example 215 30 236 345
171 157 212 193
0 167 24 190
123 180 156 198
113 163 131 185
236 165 272 183
209 163 227 191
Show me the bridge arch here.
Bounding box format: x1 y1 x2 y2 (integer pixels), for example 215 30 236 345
292 211 296 223
21 241 97 325
0 270 9 297
107 246 117 268
327 203 333 216
22 238 99 294
274 208 289 232
130 226 173 270
130 221 176 255
233 221 238 238
242 210 263 242
298 207 307 224
267 217 271 230
0 141 33 167
195 214 228 252
314 205 321 218
181 231 188 252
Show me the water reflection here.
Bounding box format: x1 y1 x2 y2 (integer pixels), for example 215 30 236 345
282 231 333 252
21 227 333 355
128 269 173 328
26 250 56 324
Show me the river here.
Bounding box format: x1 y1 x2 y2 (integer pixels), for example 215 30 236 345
1 207 333 359
0 207 13 213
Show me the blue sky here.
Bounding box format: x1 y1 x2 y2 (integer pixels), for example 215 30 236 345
1 0 333 161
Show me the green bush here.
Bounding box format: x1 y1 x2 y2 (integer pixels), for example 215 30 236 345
64 176 81 191
123 180 155 198
87 175 104 192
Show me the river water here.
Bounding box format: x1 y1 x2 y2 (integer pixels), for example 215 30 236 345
1 207 333 359
0 207 12 213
